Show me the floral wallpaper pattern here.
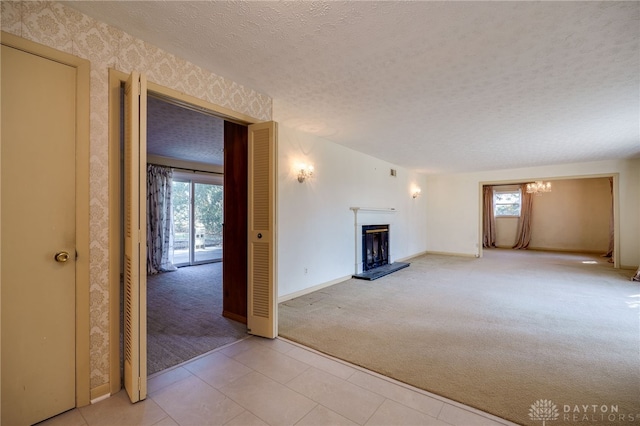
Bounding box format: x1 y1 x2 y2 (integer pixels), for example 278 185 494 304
1 0 272 391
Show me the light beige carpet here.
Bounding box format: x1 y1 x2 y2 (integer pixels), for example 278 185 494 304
279 250 640 425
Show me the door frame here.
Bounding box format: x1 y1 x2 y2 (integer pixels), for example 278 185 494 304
477 173 620 267
0 31 91 407
108 69 260 395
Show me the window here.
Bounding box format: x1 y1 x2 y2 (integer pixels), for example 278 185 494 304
493 189 521 217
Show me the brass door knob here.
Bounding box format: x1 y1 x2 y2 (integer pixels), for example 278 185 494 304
54 251 70 263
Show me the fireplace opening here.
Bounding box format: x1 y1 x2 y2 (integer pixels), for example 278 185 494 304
362 225 389 271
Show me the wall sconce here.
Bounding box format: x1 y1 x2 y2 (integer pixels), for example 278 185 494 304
297 163 314 183
412 188 421 199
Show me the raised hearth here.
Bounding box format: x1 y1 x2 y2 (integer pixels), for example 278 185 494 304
352 261 410 281
353 224 409 280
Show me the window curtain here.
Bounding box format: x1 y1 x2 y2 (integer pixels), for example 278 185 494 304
513 184 533 249
482 185 496 248
147 164 177 274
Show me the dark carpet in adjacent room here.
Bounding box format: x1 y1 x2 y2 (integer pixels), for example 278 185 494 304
147 262 247 375
279 250 640 426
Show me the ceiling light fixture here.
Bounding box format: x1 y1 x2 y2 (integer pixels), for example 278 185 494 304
526 181 552 195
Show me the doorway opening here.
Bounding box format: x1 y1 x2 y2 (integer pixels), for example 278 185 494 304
110 70 272 401
121 90 249 376
479 176 618 267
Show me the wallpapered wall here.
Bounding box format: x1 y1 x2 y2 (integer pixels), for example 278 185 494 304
1 1 272 391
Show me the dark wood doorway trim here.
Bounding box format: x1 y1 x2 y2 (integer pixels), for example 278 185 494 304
223 121 249 323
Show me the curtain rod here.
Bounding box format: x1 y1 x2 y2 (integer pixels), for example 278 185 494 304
149 163 223 176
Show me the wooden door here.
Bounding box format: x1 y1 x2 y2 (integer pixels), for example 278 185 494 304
123 71 148 403
1 44 76 425
247 122 278 338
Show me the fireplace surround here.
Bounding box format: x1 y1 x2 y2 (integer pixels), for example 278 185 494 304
349 206 409 280
362 224 390 271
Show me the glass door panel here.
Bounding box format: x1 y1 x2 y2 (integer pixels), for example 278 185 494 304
194 183 223 263
171 180 191 266
171 177 223 266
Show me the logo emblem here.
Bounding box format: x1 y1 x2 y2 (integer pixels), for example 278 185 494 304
529 399 559 426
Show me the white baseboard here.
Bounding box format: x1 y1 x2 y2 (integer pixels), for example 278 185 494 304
395 251 428 262
90 392 110 404
526 246 606 254
278 251 431 303
425 250 478 258
89 382 110 404
278 275 352 303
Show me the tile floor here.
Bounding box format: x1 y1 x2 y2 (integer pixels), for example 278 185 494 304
41 337 517 426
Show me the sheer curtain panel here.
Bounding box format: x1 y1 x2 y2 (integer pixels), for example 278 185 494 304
147 164 177 274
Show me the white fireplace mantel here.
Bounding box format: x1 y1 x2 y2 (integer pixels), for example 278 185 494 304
350 207 397 274
349 207 396 213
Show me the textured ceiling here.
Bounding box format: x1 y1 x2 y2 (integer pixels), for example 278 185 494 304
67 1 640 174
147 96 224 166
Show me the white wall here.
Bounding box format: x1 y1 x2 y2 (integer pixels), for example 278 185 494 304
426 159 640 268
495 217 519 248
277 126 428 299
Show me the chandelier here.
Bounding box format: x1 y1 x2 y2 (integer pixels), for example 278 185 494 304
526 181 552 195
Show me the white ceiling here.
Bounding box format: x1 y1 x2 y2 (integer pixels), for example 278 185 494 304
67 1 639 174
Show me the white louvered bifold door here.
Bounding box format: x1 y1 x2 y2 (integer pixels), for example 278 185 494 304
247 122 278 338
123 71 148 403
